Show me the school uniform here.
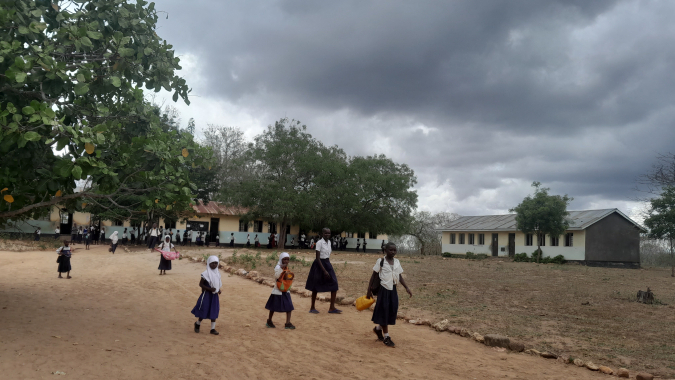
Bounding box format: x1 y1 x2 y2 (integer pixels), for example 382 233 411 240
363 240 367 252
215 235 219 247
254 236 259 248
246 236 251 248
191 256 221 321
148 228 159 249
229 235 234 247
183 231 188 246
305 239 339 293
99 229 105 244
157 241 173 271
56 246 72 273
371 257 404 327
265 265 294 312
54 228 60 240
34 229 41 241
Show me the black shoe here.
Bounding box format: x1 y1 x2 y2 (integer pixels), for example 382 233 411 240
194 322 200 333
285 323 296 330
210 329 219 335
383 336 395 347
266 319 276 328
373 327 384 341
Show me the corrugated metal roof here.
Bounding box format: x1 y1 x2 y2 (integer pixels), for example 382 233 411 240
438 209 646 232
190 200 247 216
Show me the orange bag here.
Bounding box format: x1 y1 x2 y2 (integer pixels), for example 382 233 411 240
355 295 375 311
276 269 295 292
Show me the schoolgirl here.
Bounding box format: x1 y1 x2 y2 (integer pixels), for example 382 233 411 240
191 255 222 335
109 231 119 254
246 234 251 248
54 226 60 240
356 238 361 252
183 230 188 246
56 241 73 279
157 235 174 275
363 239 367 253
265 252 295 329
84 227 91 250
176 230 182 245
122 228 128 245
100 227 105 244
254 234 259 248
215 233 220 247
147 223 159 250
205 232 211 247
230 233 235 247
34 227 41 241
77 226 83 243
130 227 136 244
366 243 413 348
305 228 341 314
309 238 315 249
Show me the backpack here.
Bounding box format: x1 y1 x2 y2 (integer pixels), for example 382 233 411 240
276 269 295 293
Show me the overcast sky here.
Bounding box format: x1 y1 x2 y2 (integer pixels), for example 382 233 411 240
152 0 675 220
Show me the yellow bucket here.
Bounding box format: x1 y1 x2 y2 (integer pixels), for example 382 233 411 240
355 295 375 311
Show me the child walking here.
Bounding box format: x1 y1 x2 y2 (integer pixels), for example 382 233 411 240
191 255 222 335
157 235 174 275
265 252 295 329
305 228 341 314
56 241 73 279
109 231 119 254
366 242 413 348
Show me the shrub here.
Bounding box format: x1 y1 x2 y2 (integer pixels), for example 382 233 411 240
465 252 476 259
514 252 529 262
475 254 488 260
550 255 567 265
531 248 543 262
442 252 452 258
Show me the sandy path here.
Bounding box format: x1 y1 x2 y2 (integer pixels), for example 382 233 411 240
0 247 607 380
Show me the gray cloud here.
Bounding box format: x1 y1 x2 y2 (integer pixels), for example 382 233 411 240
154 0 675 217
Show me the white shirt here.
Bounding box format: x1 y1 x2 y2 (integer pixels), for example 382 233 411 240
373 257 403 291
158 242 174 250
150 228 159 237
55 228 60 233
315 238 332 259
271 266 284 295
123 232 127 238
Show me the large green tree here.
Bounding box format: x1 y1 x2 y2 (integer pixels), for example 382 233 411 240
509 182 572 262
644 186 675 277
0 0 204 226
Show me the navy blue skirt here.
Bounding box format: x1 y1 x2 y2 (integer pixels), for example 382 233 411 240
57 256 71 273
265 292 294 312
191 291 220 320
158 255 172 270
304 258 339 292
372 285 399 326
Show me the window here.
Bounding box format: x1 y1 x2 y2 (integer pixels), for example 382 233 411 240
286 225 291 235
468 233 475 245
239 220 248 232
165 220 176 229
565 233 574 247
268 222 277 234
550 235 559 246
478 234 485 245
537 233 546 247
60 212 70 225
358 232 366 239
346 232 354 238
459 233 465 244
253 221 263 233
525 233 533 246
186 221 208 232
114 219 123 226
367 232 375 239
450 233 456 244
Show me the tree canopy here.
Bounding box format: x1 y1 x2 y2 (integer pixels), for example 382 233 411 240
0 0 207 227
644 186 675 277
509 182 572 262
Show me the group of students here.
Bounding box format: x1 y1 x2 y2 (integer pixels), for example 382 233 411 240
188 228 413 347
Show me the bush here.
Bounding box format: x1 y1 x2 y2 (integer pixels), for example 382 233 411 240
442 252 452 257
514 252 529 262
531 248 543 262
550 255 567 265
465 251 476 259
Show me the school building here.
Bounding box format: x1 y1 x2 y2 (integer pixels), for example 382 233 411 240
438 209 645 267
0 200 388 250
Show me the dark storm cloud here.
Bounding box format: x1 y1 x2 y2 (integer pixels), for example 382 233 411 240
154 0 675 215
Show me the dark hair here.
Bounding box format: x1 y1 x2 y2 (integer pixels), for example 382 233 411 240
384 242 397 250
322 227 330 233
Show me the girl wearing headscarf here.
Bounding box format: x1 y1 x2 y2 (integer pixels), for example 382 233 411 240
157 235 174 275
191 256 222 335
109 231 119 254
265 252 295 329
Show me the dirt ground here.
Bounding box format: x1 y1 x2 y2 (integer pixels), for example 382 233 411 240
224 248 675 378
0 245 611 380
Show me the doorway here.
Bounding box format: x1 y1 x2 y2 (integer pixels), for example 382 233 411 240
491 234 498 256
508 233 516 257
60 212 73 235
210 218 220 242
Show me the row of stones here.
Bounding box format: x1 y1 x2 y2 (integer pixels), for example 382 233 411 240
192 257 655 380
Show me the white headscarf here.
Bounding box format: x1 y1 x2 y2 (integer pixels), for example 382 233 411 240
110 231 119 244
201 256 222 294
276 252 290 270
160 235 173 250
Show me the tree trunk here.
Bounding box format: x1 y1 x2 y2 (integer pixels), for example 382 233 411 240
420 241 426 256
536 240 541 264
278 219 287 251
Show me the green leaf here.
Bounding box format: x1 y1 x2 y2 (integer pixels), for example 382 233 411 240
80 37 93 47
77 73 85 83
96 133 105 144
18 26 29 34
74 83 90 95
72 165 83 180
15 72 26 83
111 76 121 87
22 106 35 115
87 31 103 39
17 136 28 148
23 131 40 141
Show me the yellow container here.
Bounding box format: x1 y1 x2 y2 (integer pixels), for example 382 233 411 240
355 295 375 311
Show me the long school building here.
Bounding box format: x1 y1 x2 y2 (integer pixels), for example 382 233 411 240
0 200 388 250
438 209 645 267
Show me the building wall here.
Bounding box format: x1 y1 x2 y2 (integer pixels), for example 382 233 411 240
584 212 640 263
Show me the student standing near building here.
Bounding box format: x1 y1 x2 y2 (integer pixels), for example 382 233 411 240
147 223 159 250
254 234 259 248
157 236 174 275
305 228 341 314
34 227 41 241
215 233 220 247
230 233 235 247
381 240 385 253
366 242 412 348
191 256 221 335
300 233 306 249
71 225 77 245
77 226 83 243
54 226 60 240
56 240 73 279
122 228 128 245
109 231 119 254
183 230 189 246
363 238 367 253
176 230 182 245
84 228 91 250
356 238 361 252
99 227 105 245
265 252 295 329
246 234 251 248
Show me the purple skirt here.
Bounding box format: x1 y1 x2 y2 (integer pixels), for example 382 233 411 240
191 291 220 320
304 258 339 292
265 292 294 312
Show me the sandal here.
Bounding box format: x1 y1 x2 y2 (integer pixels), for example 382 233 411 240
266 319 276 328
284 323 296 330
194 322 200 333
373 327 384 341
383 336 395 347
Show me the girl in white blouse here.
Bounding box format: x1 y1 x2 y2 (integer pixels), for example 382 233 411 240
366 242 412 348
